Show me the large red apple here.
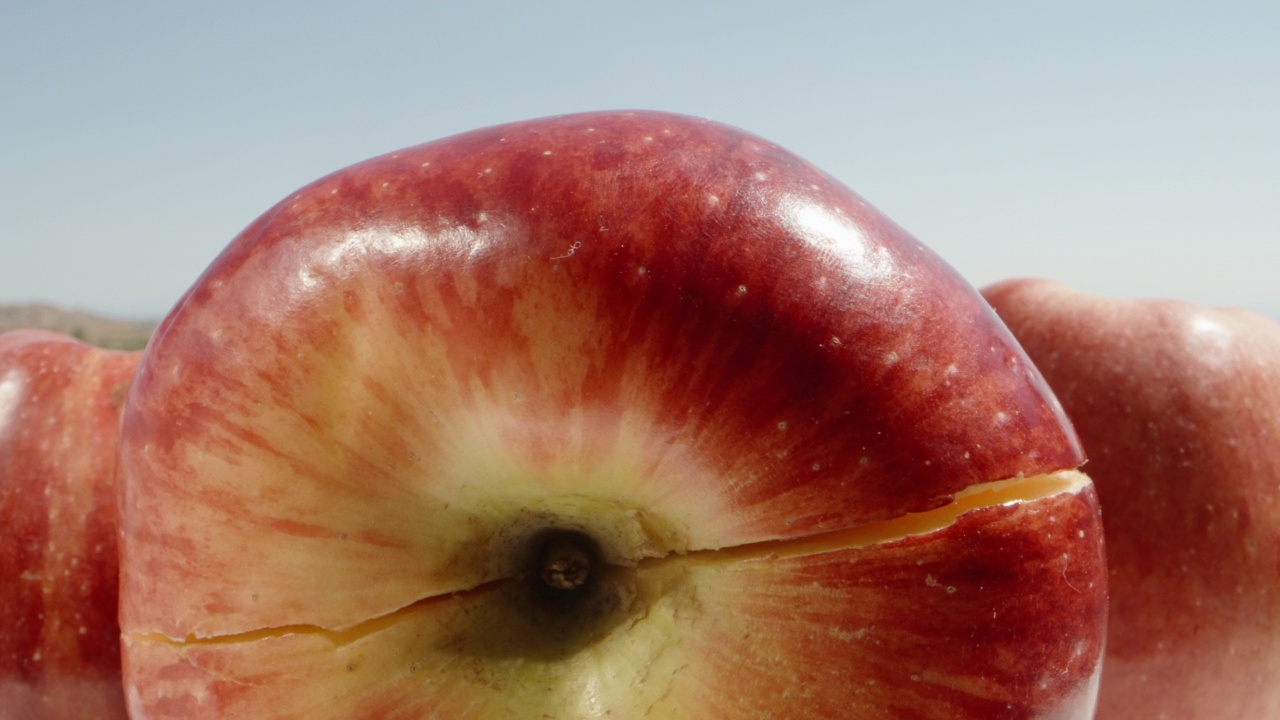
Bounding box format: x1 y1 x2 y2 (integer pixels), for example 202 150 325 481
117 111 1107 718
982 278 1280 720
0 330 138 720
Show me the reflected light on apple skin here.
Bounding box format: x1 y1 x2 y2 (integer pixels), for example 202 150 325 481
299 216 518 305
1184 312 1236 365
1044 663 1100 720
287 225 469 312
778 196 894 286
331 219 509 268
0 369 22 439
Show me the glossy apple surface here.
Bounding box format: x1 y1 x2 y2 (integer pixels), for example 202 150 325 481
118 111 1106 718
983 278 1280 720
1 330 138 720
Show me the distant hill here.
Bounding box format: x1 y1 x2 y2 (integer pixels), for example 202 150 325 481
0 304 158 351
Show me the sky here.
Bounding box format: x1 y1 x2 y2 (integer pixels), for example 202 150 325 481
2 1 1277 320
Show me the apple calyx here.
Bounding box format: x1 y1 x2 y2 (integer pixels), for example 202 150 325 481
532 529 597 593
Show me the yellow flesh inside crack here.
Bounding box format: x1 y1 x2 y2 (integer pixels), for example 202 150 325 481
126 469 1089 649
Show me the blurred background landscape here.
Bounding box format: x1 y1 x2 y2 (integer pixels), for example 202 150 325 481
0 304 155 350
3 2 1277 329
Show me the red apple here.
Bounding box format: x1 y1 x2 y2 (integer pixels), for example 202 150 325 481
982 278 1280 720
1 330 138 720
117 111 1107 718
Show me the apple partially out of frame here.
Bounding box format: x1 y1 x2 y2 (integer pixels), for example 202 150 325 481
1 330 138 720
117 111 1107 719
984 278 1280 720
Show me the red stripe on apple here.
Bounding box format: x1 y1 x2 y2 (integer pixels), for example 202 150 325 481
1 330 139 720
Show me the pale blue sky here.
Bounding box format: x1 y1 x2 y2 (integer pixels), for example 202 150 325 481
2 1 1277 319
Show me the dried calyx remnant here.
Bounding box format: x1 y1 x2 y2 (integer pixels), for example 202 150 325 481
530 529 601 604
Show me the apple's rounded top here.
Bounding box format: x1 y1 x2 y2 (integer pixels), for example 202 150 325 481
123 109 1086 632
143 110 1084 532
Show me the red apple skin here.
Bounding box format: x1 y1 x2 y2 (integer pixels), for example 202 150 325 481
983 278 1280 720
0 330 139 720
118 111 1105 718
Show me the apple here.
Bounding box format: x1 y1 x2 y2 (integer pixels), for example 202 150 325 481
1 330 138 720
982 278 1280 720
117 111 1107 718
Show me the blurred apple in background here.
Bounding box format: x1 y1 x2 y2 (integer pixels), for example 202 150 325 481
0 330 138 720
983 278 1280 720
116 111 1107 718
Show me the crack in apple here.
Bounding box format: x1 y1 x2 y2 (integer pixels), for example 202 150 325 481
644 470 1092 568
126 470 1089 649
124 577 512 650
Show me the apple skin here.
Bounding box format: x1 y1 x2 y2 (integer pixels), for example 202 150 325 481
118 111 1106 718
0 330 139 720
982 278 1280 720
